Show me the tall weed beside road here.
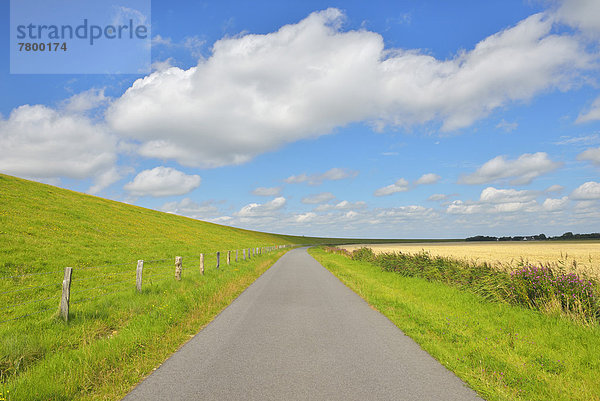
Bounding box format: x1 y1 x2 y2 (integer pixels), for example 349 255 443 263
328 247 600 324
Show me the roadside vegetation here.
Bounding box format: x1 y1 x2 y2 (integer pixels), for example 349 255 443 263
0 175 300 400
1 250 289 401
1 173 454 400
310 247 600 401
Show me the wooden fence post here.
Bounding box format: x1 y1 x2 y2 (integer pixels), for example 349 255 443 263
136 260 143 292
227 251 231 265
235 249 238 262
243 249 246 260
216 252 220 269
60 267 73 322
175 256 182 280
200 253 204 275
247 248 251 259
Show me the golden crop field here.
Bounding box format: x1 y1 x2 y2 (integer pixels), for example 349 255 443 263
341 241 600 279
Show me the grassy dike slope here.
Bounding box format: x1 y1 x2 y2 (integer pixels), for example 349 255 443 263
0 174 304 400
0 173 300 274
309 247 600 401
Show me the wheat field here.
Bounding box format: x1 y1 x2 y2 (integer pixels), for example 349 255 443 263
341 241 600 279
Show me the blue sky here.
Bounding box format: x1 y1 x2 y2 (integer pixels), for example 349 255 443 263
1 0 599 238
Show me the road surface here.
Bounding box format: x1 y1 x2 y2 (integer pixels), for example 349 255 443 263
123 247 482 400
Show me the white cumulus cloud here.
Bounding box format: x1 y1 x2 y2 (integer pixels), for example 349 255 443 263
105 9 593 168
542 196 569 211
571 181 600 200
61 88 109 113
295 212 317 223
235 197 286 217
554 0 600 36
160 198 219 218
576 97 600 124
447 186 542 215
124 167 201 197
415 173 441 185
459 152 562 185
374 178 410 196
479 187 538 203
285 168 358 185
334 200 367 210
545 184 565 193
577 147 600 165
301 192 335 204
428 193 448 201
0 104 118 193
252 186 282 196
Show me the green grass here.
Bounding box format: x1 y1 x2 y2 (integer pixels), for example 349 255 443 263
2 251 286 400
309 247 600 401
0 174 300 275
0 173 477 400
0 174 303 400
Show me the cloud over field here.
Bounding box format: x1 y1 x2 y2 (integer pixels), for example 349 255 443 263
252 186 282 196
301 192 336 204
285 168 358 185
160 198 219 219
105 9 593 168
0 105 118 193
235 197 287 218
577 147 600 165
571 181 600 200
459 152 562 185
415 173 441 185
374 178 409 196
124 167 201 197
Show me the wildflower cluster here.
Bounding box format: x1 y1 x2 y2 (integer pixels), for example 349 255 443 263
510 265 598 319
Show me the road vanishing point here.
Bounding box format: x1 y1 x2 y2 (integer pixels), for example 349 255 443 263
123 248 483 401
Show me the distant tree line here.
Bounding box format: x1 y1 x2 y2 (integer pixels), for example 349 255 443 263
465 232 600 242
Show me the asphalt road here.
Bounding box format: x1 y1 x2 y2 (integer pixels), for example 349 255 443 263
123 248 483 400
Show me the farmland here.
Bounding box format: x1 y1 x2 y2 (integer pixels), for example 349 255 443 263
341 241 600 279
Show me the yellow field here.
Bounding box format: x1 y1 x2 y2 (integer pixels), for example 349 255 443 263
341 241 600 279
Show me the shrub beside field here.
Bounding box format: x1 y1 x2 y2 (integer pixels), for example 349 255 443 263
332 247 600 323
310 247 600 401
341 242 600 279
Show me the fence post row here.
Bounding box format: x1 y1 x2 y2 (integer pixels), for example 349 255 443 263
60 266 73 322
136 260 143 292
56 244 293 322
175 256 182 280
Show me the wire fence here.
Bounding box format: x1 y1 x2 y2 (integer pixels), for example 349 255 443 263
0 244 293 325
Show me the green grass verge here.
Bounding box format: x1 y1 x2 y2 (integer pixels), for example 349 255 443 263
309 247 600 401
0 173 300 275
1 249 288 400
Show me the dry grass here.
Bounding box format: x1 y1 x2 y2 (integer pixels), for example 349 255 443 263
341 241 600 279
